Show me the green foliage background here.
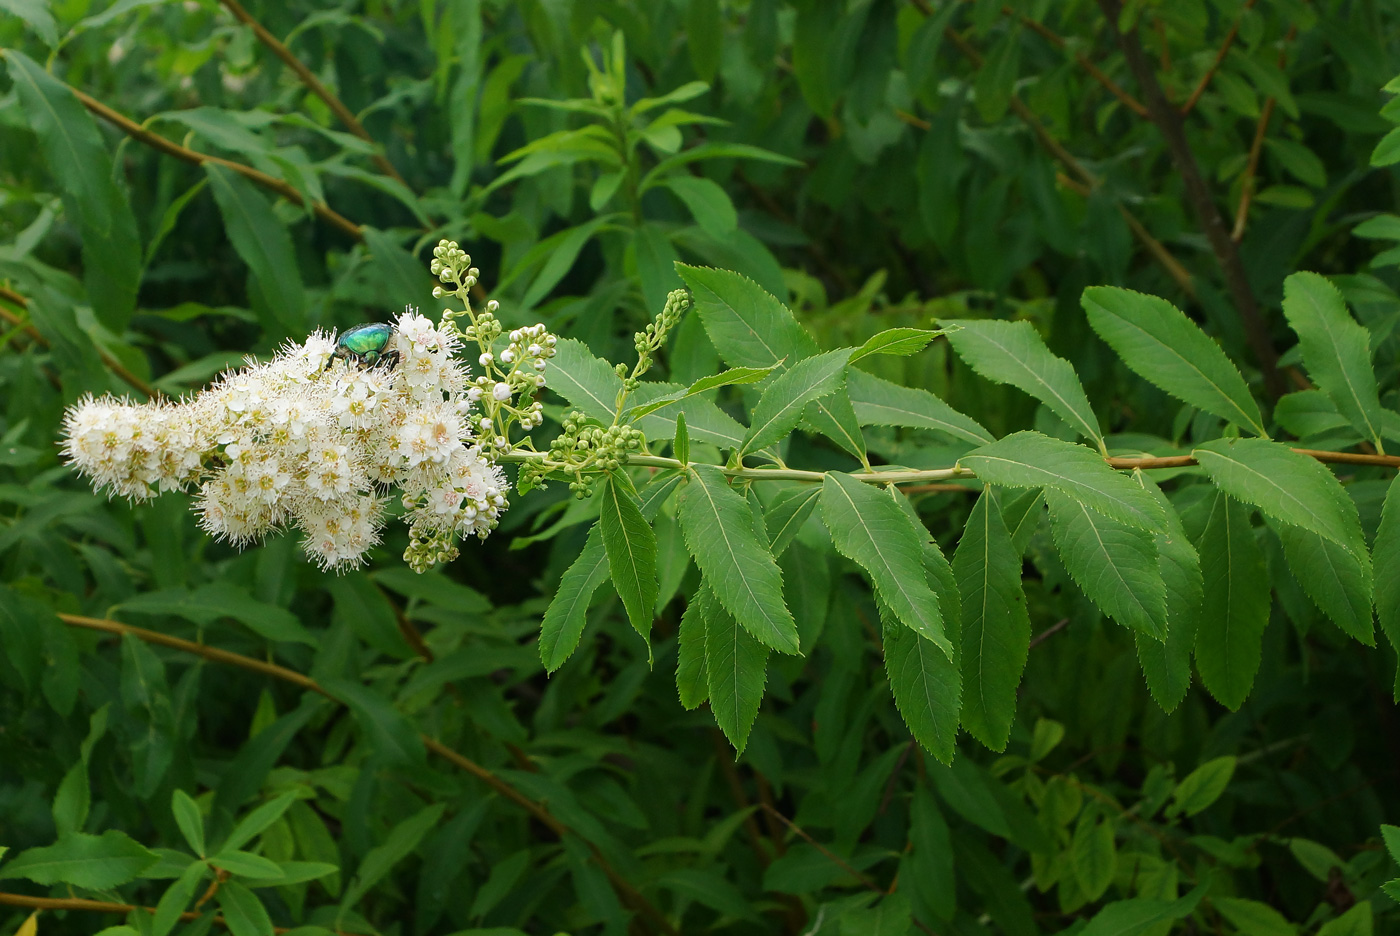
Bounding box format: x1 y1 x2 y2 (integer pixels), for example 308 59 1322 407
2 0 1400 934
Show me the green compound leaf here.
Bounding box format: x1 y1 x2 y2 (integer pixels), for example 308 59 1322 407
539 523 610 672
742 348 851 456
600 474 658 656
1193 492 1270 710
1193 438 1365 553
0 830 158 890
1375 475 1400 697
943 318 1103 449
953 489 1029 752
677 465 799 654
204 164 306 334
1273 520 1375 646
1135 480 1202 712
678 264 818 370
1045 489 1168 641
1082 286 1265 437
702 583 768 753
7 50 141 333
880 597 960 765
1282 272 1387 449
821 472 952 657
961 432 1165 531
847 369 994 445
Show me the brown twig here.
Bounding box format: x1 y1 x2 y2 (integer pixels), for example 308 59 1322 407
933 23 1196 298
1012 9 1149 117
711 730 771 866
51 78 364 242
58 613 678 936
1098 0 1283 399
1028 617 1070 650
0 288 157 398
759 803 882 893
1180 0 1258 116
1232 25 1297 242
0 892 362 935
217 0 406 186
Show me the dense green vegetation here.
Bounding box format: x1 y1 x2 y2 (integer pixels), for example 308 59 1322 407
2 1 1400 934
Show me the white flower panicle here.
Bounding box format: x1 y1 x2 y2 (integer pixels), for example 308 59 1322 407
62 308 515 574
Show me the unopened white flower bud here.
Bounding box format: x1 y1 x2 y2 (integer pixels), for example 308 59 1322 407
492 382 512 402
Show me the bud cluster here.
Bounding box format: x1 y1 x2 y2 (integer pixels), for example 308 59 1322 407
627 288 690 389
518 412 645 498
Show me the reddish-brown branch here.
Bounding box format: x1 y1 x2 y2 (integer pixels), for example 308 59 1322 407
1104 448 1400 470
0 290 156 397
217 0 405 186
1232 25 1297 242
1098 0 1283 399
1012 9 1149 117
1180 0 1258 116
54 79 365 242
0 891 365 935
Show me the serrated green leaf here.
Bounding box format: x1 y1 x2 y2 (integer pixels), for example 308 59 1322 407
764 486 821 558
152 861 207 936
676 588 710 709
1135 480 1201 712
944 319 1103 448
954 489 1029 752
677 264 818 370
600 474 658 656
547 338 622 422
1082 286 1265 436
677 465 798 654
1281 272 1387 448
880 598 960 765
1193 493 1270 710
1193 438 1364 552
1273 520 1374 645
1072 811 1117 902
626 364 780 421
703 584 768 752
0 830 157 889
1382 824 1400 862
539 524 610 672
847 369 994 445
821 472 951 656
742 349 852 455
962 432 1164 531
209 851 283 880
849 327 940 363
1374 476 1400 698
804 388 868 461
1046 489 1168 640
674 411 689 465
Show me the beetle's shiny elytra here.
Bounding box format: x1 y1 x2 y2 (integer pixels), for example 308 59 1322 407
328 323 399 371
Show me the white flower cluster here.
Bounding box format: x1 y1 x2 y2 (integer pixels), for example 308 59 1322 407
61 309 508 573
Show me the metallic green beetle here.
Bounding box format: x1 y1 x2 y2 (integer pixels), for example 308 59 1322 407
327 323 399 371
